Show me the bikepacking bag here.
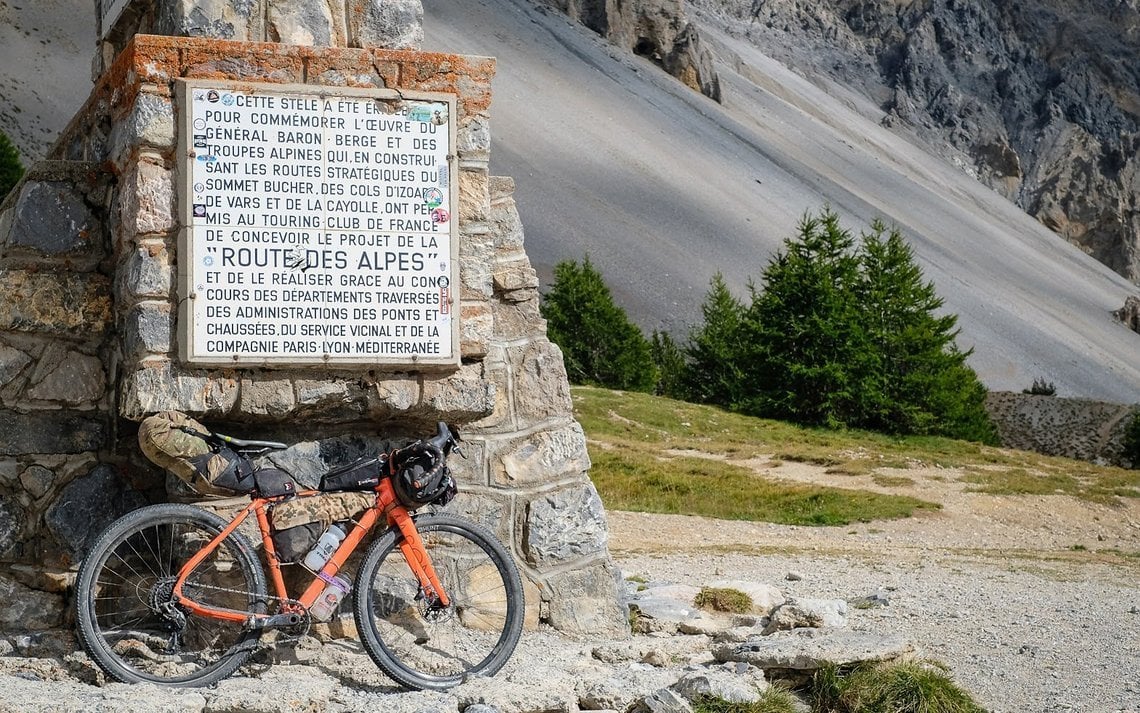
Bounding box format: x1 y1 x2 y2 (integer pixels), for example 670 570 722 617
319 455 385 492
138 411 256 496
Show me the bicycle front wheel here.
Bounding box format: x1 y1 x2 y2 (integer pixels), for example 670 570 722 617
354 513 524 690
75 503 267 687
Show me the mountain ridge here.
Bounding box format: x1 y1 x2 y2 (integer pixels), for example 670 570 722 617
1 0 1138 401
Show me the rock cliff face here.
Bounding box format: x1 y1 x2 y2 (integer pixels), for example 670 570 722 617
693 0 1140 285
540 0 722 101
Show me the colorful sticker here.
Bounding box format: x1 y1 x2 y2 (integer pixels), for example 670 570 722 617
430 207 450 224
424 187 444 208
409 106 433 123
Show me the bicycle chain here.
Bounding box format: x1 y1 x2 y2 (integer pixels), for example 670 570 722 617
177 580 313 644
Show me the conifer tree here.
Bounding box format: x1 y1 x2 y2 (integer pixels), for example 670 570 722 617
682 273 748 409
541 256 657 392
650 330 688 399
856 222 996 441
741 209 875 427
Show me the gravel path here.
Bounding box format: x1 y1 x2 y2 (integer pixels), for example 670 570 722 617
609 501 1140 713
1 462 1137 713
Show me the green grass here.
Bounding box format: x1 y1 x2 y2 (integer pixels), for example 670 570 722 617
589 448 938 526
693 689 801 713
574 386 1139 525
694 586 753 614
809 661 986 713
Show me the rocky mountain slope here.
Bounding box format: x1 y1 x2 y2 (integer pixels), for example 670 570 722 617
2 0 1140 401
691 0 1140 285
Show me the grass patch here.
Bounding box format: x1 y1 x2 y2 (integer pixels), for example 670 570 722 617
872 474 916 488
574 386 1140 510
693 689 800 713
694 586 753 614
961 466 1140 503
809 660 985 713
588 448 939 526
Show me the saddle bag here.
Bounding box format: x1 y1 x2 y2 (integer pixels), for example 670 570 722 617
138 411 256 496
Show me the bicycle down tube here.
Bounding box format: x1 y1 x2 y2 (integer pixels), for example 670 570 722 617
172 481 452 625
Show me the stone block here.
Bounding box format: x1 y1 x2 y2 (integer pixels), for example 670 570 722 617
523 480 607 568
304 54 386 87
25 351 106 405
120 240 174 298
373 376 422 410
510 339 574 425
442 489 510 544
542 561 630 637
459 302 492 358
45 464 148 566
347 0 424 49
0 497 20 558
240 375 297 417
457 116 490 159
155 0 256 40
421 364 495 420
268 0 336 45
493 298 545 342
0 271 112 337
6 181 98 256
493 260 540 296
18 464 54 500
493 421 589 488
110 93 175 166
466 345 512 432
489 193 526 255
182 45 304 83
0 343 32 388
459 228 495 298
118 160 174 236
123 301 172 359
0 410 107 455
458 169 489 223
0 575 63 631
119 361 239 420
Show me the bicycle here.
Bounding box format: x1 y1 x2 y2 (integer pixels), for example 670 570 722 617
74 421 524 691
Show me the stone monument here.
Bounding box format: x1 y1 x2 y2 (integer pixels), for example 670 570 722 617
0 0 627 636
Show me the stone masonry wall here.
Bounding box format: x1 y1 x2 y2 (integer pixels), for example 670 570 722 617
0 4 628 637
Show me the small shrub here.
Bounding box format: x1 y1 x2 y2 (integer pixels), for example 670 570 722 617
692 689 800 713
810 660 986 713
1022 377 1056 396
1123 410 1140 469
694 586 753 614
0 130 24 198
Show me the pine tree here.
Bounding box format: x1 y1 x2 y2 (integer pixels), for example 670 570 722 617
0 131 24 198
856 222 996 442
741 209 875 427
541 256 657 392
682 273 748 409
650 330 688 399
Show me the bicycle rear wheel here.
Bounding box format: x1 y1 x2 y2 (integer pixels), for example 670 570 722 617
75 503 267 686
353 513 524 690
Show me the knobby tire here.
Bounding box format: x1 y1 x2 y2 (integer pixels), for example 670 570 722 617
353 513 524 690
75 503 267 687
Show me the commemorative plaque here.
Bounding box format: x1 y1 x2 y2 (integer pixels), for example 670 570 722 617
176 80 458 367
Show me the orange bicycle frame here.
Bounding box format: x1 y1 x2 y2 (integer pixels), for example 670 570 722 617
172 475 449 625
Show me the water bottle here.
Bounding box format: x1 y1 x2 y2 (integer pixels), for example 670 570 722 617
309 573 350 621
303 522 347 571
